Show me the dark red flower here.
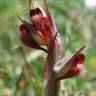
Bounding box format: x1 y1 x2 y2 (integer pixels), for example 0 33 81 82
59 53 85 79
18 0 52 52
18 0 62 57
53 45 86 80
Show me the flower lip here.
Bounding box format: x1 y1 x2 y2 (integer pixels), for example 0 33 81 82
20 23 48 53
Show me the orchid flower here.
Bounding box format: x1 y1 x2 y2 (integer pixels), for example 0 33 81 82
18 0 62 58
18 0 86 96
53 45 86 80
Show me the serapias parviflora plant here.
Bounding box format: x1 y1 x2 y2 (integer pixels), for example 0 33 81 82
18 0 86 96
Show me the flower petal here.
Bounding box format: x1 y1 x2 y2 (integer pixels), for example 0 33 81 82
20 24 48 53
29 0 52 44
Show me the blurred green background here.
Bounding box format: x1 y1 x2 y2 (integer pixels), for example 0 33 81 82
0 0 96 96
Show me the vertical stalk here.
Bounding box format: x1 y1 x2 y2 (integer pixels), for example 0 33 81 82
44 58 58 96
44 34 60 96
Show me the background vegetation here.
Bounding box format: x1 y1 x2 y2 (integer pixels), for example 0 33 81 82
0 0 96 96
